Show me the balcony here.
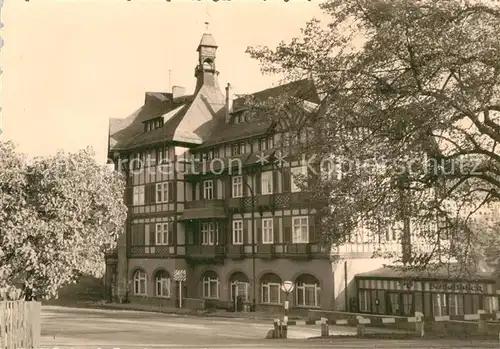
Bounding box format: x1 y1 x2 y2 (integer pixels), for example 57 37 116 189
227 197 244 213
227 245 246 260
185 244 226 264
181 199 227 220
129 245 175 257
256 195 274 210
255 243 276 259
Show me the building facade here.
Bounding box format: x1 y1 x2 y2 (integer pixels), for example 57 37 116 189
105 31 498 314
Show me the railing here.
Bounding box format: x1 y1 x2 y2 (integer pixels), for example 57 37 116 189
185 199 225 209
185 245 227 259
129 245 175 256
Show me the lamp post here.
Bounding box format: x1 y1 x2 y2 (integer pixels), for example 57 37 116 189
241 168 257 312
280 280 295 339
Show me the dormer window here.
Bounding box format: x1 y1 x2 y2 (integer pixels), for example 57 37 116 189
231 143 245 156
232 114 248 125
259 136 274 151
198 148 219 161
144 117 164 132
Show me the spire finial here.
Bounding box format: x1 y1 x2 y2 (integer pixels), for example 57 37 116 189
205 21 209 32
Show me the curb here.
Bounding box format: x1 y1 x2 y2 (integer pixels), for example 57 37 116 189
44 302 282 322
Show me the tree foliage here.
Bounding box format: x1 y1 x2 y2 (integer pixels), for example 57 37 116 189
246 0 500 273
0 141 127 300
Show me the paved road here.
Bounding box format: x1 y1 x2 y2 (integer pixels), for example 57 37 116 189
41 306 500 348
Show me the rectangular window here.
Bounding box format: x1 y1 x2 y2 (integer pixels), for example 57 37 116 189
432 293 448 316
203 277 219 299
232 176 243 198
155 223 169 245
292 216 309 243
262 218 274 244
291 166 307 192
259 137 273 151
484 296 499 313
232 220 243 245
134 271 147 295
261 171 273 195
133 185 145 206
203 180 214 199
156 182 169 203
261 282 281 304
202 222 218 245
448 294 464 316
231 143 245 156
158 147 168 164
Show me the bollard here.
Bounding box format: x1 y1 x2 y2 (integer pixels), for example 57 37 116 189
356 316 366 337
415 311 425 338
281 321 288 339
320 317 329 337
478 309 488 334
273 318 281 339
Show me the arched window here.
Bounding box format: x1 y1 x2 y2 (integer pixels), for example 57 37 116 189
133 269 147 295
295 274 320 307
260 273 282 304
202 270 219 299
155 270 171 298
229 272 249 301
203 59 213 70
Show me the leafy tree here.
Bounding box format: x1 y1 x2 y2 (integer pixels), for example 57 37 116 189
246 0 500 273
0 141 127 300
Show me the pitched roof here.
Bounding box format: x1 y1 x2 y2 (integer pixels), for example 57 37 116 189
199 33 217 48
198 79 319 149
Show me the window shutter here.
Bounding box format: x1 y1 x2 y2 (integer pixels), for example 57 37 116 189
272 171 279 194
255 172 262 195
242 219 248 244
126 187 133 205
227 176 232 197
309 222 315 243
283 216 292 243
213 179 218 199
282 168 291 192
284 226 292 243
274 218 279 243
168 222 174 245
243 174 248 196
144 184 151 204
151 224 156 245
168 182 174 202
150 184 156 204
144 224 150 246
256 217 262 244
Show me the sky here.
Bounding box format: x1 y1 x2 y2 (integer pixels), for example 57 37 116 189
0 0 326 164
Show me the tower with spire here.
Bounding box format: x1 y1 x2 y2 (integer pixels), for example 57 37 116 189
194 22 220 93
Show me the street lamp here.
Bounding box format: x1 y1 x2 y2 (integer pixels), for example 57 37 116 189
241 167 257 312
280 280 295 339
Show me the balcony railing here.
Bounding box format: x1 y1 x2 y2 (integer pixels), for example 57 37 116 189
129 245 175 257
185 244 227 260
227 245 246 259
185 199 225 209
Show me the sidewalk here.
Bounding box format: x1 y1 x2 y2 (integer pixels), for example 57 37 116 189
43 300 287 322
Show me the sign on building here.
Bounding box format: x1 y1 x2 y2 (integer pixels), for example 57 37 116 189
173 269 187 282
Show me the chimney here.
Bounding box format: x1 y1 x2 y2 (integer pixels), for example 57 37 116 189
225 83 233 123
172 86 186 99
